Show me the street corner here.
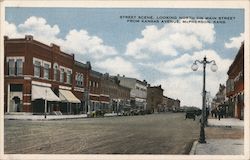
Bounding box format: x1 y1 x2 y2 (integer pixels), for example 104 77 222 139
193 139 244 155
189 140 198 155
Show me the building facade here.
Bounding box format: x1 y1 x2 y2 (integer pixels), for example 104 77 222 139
88 70 103 113
211 84 232 117
117 75 147 111
4 35 89 115
226 42 244 120
100 74 130 113
161 96 180 112
73 60 91 114
146 85 163 113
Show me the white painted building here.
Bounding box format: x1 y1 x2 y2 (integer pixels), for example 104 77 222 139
117 75 147 110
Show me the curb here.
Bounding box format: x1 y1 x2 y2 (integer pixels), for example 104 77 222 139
207 124 232 128
207 124 244 129
4 114 119 121
189 140 198 155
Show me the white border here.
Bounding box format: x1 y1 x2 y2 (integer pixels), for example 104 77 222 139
0 0 249 160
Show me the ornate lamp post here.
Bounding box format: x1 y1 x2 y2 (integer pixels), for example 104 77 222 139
191 56 217 143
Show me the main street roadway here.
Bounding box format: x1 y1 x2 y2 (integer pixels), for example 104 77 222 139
5 112 200 154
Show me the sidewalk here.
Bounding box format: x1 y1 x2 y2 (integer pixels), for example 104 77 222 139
4 112 118 120
208 118 244 128
190 118 244 155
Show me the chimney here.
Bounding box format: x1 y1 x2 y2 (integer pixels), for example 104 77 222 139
4 36 9 40
25 35 33 41
87 61 91 70
50 43 60 52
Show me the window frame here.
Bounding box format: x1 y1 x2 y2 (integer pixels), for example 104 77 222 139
34 60 41 78
8 59 15 75
43 63 50 79
16 59 23 75
60 68 65 83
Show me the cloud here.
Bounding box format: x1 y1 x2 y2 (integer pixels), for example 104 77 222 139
94 56 141 79
61 29 117 59
225 33 244 49
4 21 22 38
143 50 231 76
151 49 232 107
18 16 60 39
125 19 215 59
5 16 117 60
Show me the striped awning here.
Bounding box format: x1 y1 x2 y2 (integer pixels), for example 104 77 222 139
32 85 60 101
59 89 81 103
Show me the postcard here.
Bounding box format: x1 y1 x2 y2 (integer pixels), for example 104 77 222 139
0 0 249 160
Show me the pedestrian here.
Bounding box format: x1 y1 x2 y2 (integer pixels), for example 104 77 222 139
218 107 222 121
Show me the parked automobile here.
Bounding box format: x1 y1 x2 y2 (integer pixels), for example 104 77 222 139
195 109 202 116
185 110 196 120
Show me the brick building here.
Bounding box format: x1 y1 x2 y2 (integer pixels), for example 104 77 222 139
88 70 103 113
4 35 92 115
100 74 130 113
73 60 91 113
146 85 163 113
226 42 244 120
162 96 181 112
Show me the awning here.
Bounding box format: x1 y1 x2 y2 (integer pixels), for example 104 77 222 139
32 85 60 101
59 89 81 103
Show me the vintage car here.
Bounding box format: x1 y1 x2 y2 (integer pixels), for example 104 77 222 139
185 110 196 120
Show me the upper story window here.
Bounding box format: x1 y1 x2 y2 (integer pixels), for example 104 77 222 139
53 63 59 81
16 59 23 75
8 59 15 75
60 68 65 83
33 58 51 79
34 61 41 77
226 79 234 93
6 57 24 76
43 63 50 79
66 70 72 84
75 73 84 87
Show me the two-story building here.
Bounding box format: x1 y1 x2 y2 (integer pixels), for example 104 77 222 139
146 85 163 113
226 42 244 120
100 74 130 113
4 35 82 115
117 75 147 111
162 96 181 112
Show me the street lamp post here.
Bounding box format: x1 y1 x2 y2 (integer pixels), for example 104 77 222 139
44 89 47 119
191 56 217 143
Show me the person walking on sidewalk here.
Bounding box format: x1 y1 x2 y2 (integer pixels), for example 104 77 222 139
218 106 223 121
